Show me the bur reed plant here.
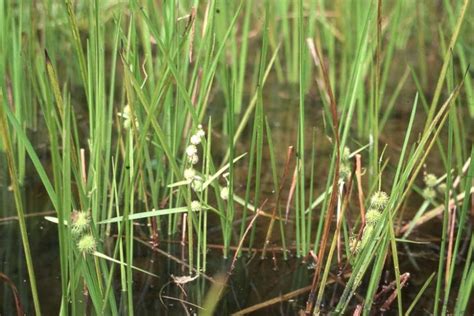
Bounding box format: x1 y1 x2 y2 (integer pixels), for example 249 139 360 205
0 0 473 315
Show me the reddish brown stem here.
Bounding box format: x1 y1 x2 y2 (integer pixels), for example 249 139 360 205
355 154 366 227
305 38 341 314
0 273 24 316
379 273 410 312
262 146 294 258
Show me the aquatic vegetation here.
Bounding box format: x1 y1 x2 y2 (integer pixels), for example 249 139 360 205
77 234 97 255
0 0 472 315
70 211 90 236
220 186 229 201
369 191 389 211
365 208 382 226
190 200 202 212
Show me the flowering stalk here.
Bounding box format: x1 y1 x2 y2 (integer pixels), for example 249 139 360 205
351 191 389 254
70 210 96 257
184 125 206 273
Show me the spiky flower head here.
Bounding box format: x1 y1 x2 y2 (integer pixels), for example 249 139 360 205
190 200 202 212
424 173 438 188
71 211 90 235
365 209 382 226
437 183 447 195
370 191 389 211
77 234 96 255
423 187 436 200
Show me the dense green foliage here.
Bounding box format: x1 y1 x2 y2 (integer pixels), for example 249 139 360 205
0 0 472 314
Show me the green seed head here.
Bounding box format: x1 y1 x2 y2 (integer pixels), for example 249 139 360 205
370 191 389 210
71 211 90 235
423 187 436 200
77 234 96 255
365 209 382 226
424 173 438 188
437 183 447 195
340 163 351 181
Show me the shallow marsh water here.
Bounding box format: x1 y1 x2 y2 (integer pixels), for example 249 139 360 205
1 87 472 315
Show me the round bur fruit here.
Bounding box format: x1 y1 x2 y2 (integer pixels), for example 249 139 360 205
365 209 382 225
77 235 96 255
370 191 389 210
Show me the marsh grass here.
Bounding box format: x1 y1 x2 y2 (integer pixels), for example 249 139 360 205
0 0 473 315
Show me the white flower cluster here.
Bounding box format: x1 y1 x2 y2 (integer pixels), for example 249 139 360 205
190 200 202 212
184 125 206 192
184 168 196 180
185 125 205 165
220 186 229 200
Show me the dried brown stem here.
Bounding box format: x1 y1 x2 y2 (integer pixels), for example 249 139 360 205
338 170 354 266
285 165 298 222
232 273 350 316
379 273 410 312
355 154 366 227
399 188 474 234
230 205 263 273
305 37 341 314
0 272 24 316
262 146 294 258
